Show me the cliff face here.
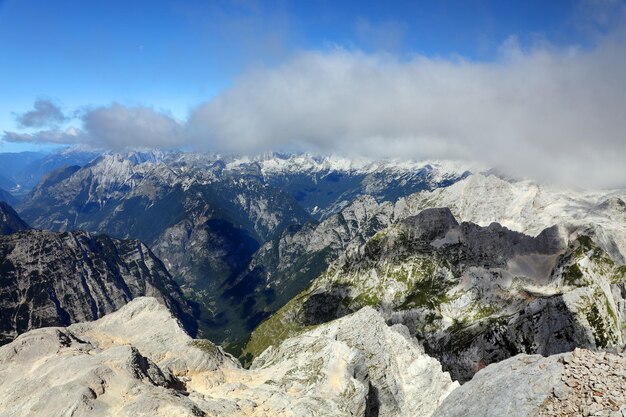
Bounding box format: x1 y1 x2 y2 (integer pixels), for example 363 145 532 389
0 229 196 345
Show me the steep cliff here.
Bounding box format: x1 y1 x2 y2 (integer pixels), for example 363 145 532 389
0 229 196 345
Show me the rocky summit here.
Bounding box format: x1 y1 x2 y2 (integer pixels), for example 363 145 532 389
434 348 626 417
2 297 625 417
0 297 457 417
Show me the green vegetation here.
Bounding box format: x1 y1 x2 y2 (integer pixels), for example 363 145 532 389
398 259 449 309
240 292 317 367
585 290 619 349
563 263 584 286
612 265 626 284
473 304 496 320
191 339 220 356
352 291 381 307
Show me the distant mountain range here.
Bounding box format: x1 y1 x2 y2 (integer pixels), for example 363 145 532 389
0 148 100 196
15 151 470 349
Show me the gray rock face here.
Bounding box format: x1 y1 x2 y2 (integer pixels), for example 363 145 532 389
0 229 195 345
246 208 625 382
223 195 396 348
0 202 29 235
0 297 457 417
433 348 626 417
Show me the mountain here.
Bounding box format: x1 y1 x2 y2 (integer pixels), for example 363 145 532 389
245 208 626 381
0 188 17 205
0 202 30 235
0 228 196 346
17 151 470 348
226 173 625 355
403 173 626 263
227 153 472 218
0 148 99 195
0 297 457 417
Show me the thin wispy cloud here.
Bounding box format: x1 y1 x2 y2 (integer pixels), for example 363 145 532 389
2 127 84 144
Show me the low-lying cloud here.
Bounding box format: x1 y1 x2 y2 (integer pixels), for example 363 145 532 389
82 104 184 149
3 15 626 188
188 34 626 188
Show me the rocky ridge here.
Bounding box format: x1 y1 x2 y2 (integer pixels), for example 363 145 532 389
245 207 626 381
0 297 457 417
0 202 30 235
404 173 626 263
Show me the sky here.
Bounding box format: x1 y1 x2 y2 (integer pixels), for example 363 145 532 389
1 0 625 187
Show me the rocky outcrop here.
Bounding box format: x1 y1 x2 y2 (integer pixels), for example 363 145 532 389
0 202 29 235
0 297 457 417
0 229 196 345
401 173 626 263
433 348 626 417
245 208 626 381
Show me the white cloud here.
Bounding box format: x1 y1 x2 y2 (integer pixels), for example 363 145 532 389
188 27 626 188
2 127 85 144
82 104 184 149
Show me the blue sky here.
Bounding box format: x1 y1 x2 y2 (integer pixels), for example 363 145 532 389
1 0 626 189
0 0 611 152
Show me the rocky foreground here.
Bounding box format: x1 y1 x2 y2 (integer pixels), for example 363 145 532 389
0 297 456 417
1 297 624 417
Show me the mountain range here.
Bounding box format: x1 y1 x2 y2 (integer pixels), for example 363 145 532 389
0 149 625 416
15 151 471 349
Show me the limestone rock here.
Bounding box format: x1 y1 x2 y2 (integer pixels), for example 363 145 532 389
0 229 196 345
433 348 626 417
0 297 457 417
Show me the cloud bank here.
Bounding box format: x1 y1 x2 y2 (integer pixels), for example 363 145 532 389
188 33 626 188
3 13 626 188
